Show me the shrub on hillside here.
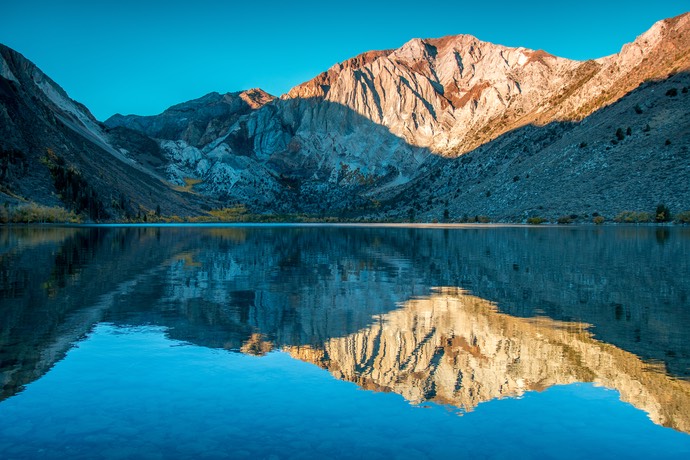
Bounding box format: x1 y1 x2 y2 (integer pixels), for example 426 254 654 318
527 217 546 225
675 211 690 224
614 211 652 223
593 216 605 225
7 204 80 223
655 204 672 223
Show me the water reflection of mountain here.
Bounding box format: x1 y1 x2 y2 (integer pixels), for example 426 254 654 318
286 288 690 433
1 226 427 399
1 226 689 429
129 226 688 378
0 227 193 399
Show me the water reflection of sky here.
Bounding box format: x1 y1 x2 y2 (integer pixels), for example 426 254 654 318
1 324 688 460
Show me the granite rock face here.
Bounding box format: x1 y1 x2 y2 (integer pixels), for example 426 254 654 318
283 13 690 155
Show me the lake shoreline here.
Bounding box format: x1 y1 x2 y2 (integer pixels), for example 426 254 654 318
2 221 688 228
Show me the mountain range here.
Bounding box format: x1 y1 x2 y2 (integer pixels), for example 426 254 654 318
1 12 689 222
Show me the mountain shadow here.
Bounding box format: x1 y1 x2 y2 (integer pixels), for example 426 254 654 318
106 95 436 215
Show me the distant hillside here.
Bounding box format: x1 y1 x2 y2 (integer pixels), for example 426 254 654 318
105 88 275 148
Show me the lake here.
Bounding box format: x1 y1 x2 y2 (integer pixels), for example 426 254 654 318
1 224 689 459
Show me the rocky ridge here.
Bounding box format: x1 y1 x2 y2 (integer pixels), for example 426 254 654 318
105 88 275 148
283 13 690 154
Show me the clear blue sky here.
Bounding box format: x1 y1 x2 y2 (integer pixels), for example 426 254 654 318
1 1 687 120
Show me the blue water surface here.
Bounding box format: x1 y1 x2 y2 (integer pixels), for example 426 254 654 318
1 324 688 459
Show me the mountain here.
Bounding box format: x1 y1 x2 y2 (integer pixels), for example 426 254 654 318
105 89 290 206
2 13 690 221
282 13 690 155
387 70 690 222
104 12 690 220
0 44 218 220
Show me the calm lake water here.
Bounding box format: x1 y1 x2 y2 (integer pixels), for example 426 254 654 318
1 224 689 459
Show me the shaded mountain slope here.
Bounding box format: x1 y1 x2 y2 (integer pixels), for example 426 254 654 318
105 88 275 148
0 44 217 219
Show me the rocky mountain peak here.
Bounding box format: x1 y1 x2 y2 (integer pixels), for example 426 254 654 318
639 11 690 48
283 49 392 100
391 37 438 62
274 12 690 156
0 43 131 167
239 88 275 109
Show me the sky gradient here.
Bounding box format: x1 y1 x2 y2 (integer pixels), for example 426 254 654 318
2 1 688 120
